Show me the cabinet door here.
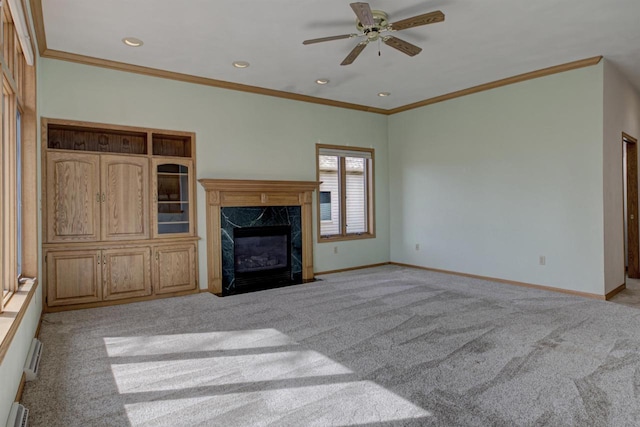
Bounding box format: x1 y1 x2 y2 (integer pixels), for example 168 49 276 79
153 243 197 294
152 159 194 238
46 152 100 242
101 155 149 240
46 250 102 306
102 247 152 300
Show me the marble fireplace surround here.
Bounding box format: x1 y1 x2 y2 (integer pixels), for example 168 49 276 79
198 179 319 295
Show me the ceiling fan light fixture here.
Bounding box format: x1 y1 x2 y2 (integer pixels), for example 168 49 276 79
378 92 391 97
122 37 143 47
316 78 330 85
233 61 250 69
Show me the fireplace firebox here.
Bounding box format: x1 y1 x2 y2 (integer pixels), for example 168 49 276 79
233 225 292 292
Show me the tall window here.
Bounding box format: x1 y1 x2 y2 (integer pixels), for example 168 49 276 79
316 144 375 241
16 109 21 277
0 3 30 311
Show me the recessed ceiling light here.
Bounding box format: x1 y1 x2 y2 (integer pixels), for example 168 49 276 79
378 92 391 97
122 37 143 47
316 78 330 85
233 61 250 68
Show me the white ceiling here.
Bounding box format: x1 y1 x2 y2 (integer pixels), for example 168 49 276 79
40 0 640 111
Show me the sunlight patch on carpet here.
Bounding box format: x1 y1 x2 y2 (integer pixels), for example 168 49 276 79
123 381 431 426
109 349 353 393
107 328 432 425
104 329 296 357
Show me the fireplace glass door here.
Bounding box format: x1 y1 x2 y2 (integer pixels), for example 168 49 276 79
233 225 292 290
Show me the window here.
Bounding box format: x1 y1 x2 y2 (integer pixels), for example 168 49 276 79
0 2 31 312
316 144 374 241
319 191 332 221
16 109 21 277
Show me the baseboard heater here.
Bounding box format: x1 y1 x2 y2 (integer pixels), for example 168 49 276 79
23 338 42 381
5 402 28 427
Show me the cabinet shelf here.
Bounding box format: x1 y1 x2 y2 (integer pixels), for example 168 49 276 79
48 124 147 154
153 134 192 157
159 221 189 225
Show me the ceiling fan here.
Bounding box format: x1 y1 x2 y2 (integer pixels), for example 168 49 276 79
303 2 445 66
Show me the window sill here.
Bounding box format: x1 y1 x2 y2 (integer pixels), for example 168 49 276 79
319 233 376 243
0 278 38 364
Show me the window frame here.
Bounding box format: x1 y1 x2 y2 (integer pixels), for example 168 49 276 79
315 144 375 242
0 1 32 311
0 0 37 367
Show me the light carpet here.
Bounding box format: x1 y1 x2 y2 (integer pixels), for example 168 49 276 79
21 265 640 426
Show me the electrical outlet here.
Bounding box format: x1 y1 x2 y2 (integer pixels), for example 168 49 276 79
539 255 546 265
334 246 338 254
415 243 420 251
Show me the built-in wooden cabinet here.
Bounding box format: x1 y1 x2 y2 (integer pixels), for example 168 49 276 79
42 119 199 311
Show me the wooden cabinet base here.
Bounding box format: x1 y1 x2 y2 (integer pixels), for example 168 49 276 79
44 240 199 311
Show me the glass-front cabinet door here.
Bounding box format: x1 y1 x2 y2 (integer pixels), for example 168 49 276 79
152 159 194 237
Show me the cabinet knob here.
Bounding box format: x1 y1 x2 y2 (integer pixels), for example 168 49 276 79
96 193 100 203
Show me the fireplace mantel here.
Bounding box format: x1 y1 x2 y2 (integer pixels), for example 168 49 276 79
198 179 319 295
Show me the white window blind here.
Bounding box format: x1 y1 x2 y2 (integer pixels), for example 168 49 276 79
318 147 372 159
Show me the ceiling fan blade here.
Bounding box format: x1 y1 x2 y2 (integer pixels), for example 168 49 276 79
390 10 445 31
350 2 375 26
303 34 356 45
341 42 368 66
383 36 422 56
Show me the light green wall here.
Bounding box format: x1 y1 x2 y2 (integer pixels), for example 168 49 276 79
388 64 605 294
603 60 640 293
38 58 391 282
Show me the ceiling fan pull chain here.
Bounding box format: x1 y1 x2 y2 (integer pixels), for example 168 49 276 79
378 38 381 56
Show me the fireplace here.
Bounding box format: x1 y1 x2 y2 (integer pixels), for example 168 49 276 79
233 225 292 291
198 179 319 296
220 206 302 295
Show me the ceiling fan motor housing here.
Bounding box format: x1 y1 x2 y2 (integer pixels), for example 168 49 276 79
356 10 389 41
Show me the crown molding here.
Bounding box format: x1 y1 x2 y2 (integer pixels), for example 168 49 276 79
40 48 388 115
386 56 603 114
38 48 602 116
29 1 601 116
